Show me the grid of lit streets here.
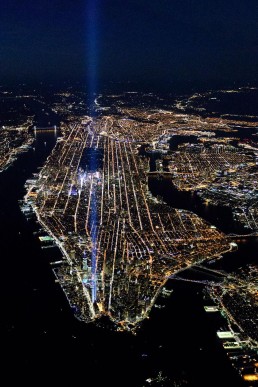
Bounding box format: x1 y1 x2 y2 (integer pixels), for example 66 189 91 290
0 122 33 172
165 143 258 231
28 116 232 331
206 264 258 382
209 264 258 343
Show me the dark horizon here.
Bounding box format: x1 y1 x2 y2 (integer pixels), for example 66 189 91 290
2 77 258 97
1 0 258 90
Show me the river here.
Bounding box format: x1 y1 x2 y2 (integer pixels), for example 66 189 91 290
0 130 248 386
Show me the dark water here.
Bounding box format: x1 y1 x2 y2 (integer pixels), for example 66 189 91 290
193 89 258 118
0 132 248 387
148 176 258 268
169 135 199 150
148 177 238 234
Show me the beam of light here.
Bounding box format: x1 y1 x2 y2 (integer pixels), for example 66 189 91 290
89 177 97 303
86 1 100 303
86 0 99 112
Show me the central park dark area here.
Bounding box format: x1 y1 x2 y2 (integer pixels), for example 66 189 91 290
0 124 254 386
79 147 104 172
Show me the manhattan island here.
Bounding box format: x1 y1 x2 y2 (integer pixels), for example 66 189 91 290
24 111 233 332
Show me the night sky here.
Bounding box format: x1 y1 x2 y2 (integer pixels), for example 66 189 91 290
1 0 258 89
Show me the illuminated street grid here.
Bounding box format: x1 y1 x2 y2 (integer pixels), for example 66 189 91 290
209 264 258 344
206 264 258 380
107 101 258 135
29 116 232 330
0 124 34 172
165 143 258 231
0 86 37 172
